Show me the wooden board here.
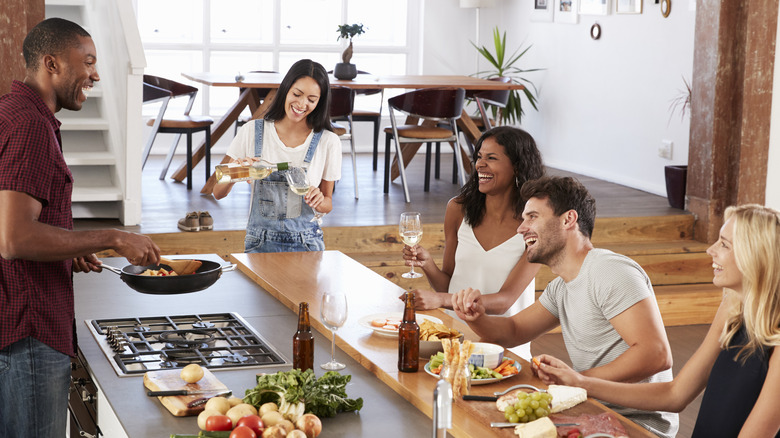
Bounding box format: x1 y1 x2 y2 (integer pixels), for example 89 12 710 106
143 368 229 416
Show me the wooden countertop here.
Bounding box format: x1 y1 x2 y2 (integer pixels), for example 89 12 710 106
230 251 657 438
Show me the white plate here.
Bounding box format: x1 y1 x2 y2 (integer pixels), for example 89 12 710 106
358 312 443 337
423 361 522 386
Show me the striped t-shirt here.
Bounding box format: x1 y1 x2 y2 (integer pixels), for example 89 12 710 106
538 248 679 438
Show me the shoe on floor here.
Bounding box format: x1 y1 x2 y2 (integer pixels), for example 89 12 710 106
199 211 213 231
177 211 200 232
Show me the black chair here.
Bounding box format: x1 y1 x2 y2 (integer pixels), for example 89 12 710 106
383 87 467 202
329 86 359 199
234 70 277 135
329 70 384 171
142 75 213 190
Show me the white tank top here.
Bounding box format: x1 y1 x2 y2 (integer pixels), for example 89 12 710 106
447 218 534 359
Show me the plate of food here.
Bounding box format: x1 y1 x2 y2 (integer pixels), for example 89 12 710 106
425 353 521 385
358 312 443 337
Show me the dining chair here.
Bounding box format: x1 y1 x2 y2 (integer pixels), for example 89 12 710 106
234 70 277 135
142 75 213 190
329 70 384 171
383 87 467 203
329 86 359 199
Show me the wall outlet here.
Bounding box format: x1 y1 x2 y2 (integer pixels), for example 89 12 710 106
659 140 673 159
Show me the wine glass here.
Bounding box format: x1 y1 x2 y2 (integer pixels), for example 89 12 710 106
399 212 423 279
320 290 348 370
285 167 326 224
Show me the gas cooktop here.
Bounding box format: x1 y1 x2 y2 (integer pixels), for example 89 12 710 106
86 313 290 377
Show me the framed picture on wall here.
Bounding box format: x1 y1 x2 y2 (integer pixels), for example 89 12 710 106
531 0 555 22
616 0 642 13
554 0 579 23
579 0 610 15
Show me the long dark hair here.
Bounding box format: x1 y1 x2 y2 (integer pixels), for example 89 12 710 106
455 126 544 227
264 59 332 132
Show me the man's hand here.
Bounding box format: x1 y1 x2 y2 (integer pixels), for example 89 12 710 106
72 254 102 273
533 354 585 387
114 231 161 266
451 287 486 321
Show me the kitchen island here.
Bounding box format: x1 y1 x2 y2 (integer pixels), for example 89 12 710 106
72 254 434 437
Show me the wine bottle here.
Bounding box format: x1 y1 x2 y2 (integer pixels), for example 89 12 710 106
214 160 290 183
292 302 314 371
398 292 420 372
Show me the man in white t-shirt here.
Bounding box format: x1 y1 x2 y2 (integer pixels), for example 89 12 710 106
452 176 678 438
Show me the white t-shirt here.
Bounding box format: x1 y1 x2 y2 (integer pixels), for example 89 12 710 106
226 119 342 187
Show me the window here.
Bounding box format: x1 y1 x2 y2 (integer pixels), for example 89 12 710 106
136 0 418 117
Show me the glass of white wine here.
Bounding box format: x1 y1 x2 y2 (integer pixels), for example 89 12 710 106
285 167 325 224
399 212 423 279
320 290 348 370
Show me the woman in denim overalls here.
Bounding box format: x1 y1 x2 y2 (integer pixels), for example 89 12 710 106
214 60 342 252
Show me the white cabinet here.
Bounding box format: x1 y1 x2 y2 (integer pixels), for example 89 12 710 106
46 0 145 225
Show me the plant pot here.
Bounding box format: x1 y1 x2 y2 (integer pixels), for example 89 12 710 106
334 63 357 80
664 165 687 210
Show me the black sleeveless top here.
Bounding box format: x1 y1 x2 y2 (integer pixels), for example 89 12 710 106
692 325 778 437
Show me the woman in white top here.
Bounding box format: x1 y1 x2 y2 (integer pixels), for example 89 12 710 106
214 59 341 253
401 126 544 358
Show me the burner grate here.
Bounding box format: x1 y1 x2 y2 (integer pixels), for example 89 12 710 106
86 313 289 376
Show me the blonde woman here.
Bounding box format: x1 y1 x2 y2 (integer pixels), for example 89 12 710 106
535 204 780 437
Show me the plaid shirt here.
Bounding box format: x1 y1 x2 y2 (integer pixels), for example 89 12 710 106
0 80 76 357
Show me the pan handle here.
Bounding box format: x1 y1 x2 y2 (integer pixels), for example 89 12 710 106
221 264 237 272
102 264 123 275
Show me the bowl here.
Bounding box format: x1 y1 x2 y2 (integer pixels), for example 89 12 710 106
468 342 504 369
419 335 465 359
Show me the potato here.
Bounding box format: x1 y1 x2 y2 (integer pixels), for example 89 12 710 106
235 403 258 416
180 364 204 383
288 430 307 438
262 425 287 438
226 404 255 426
259 402 278 416
204 396 231 415
277 419 294 434
197 409 222 431
295 413 322 438
227 396 244 407
261 410 284 427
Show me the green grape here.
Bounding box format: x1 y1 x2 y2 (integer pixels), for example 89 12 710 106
530 400 540 410
508 414 520 423
535 407 547 417
519 399 530 409
539 398 549 408
506 405 516 415
525 407 534 416
517 392 528 400
531 392 542 401
505 411 512 421
520 415 529 423
528 414 537 422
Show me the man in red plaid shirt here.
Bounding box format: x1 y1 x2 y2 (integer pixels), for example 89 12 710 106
0 18 161 437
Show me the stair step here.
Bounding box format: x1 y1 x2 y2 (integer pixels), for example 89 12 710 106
64 152 117 166
59 117 110 131
72 186 123 202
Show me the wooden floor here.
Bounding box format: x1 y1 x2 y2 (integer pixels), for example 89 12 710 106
74 152 683 234
75 152 702 437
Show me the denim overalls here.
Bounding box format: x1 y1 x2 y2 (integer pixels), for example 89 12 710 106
244 122 325 253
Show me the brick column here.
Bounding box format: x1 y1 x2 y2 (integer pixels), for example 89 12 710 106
0 0 44 95
687 0 778 242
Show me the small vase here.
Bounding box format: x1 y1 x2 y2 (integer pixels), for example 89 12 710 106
333 63 357 80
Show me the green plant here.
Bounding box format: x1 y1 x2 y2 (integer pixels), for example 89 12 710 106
472 27 541 125
669 75 692 124
336 23 366 64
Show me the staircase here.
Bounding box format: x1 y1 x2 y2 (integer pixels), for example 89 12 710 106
46 0 145 224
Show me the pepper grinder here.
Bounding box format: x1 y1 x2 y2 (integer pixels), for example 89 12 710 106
432 378 452 438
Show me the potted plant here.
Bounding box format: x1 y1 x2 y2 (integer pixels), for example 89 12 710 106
472 27 541 125
334 23 365 80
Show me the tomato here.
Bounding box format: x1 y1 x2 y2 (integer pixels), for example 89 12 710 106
229 425 257 438
235 415 265 435
566 429 583 438
205 414 233 431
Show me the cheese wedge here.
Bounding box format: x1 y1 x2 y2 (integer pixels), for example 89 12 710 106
547 384 587 413
513 417 557 438
160 258 202 275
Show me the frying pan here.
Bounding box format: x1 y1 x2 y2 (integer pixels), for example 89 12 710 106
102 260 236 295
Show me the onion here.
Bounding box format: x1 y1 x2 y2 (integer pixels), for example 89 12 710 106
261 425 287 438
295 414 322 438
287 431 307 438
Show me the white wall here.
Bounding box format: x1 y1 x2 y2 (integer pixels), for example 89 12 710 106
422 0 696 196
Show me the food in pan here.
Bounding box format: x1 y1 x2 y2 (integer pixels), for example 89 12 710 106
140 268 178 276
160 258 203 275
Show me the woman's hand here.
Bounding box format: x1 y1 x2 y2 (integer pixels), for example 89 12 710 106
532 354 585 387
402 244 431 268
397 289 449 310
451 287 486 321
304 186 325 212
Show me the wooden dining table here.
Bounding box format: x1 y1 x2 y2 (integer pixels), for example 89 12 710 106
177 72 524 194
230 250 657 438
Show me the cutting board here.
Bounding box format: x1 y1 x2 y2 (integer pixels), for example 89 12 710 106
143 368 230 416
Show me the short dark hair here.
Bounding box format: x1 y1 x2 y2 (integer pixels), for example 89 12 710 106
520 176 596 238
23 18 91 71
455 126 545 227
264 59 332 133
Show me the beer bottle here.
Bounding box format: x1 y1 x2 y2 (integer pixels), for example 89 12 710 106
293 302 314 371
398 292 420 372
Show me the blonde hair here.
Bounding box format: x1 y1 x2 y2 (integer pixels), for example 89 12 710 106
720 204 780 360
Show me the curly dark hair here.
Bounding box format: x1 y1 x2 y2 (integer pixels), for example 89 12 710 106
264 59 332 133
519 176 597 238
454 126 545 227
23 18 91 71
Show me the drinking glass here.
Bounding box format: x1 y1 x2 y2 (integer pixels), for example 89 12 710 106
320 290 348 370
285 167 326 224
399 212 423 279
